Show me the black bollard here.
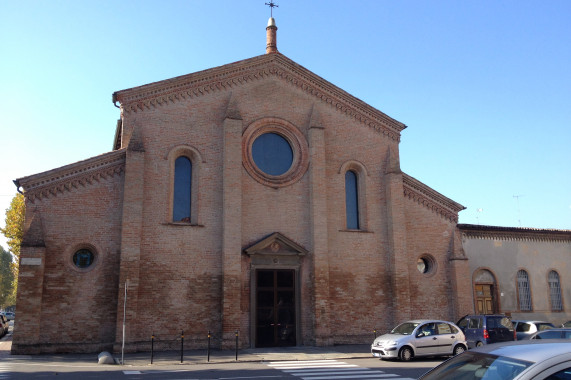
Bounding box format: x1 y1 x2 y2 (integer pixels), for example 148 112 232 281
207 330 211 362
151 334 154 364
181 330 184 364
235 330 239 361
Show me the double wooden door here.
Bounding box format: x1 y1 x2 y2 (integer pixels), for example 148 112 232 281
475 284 495 314
255 269 296 347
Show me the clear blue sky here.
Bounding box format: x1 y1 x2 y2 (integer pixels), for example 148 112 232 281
1 1 570 249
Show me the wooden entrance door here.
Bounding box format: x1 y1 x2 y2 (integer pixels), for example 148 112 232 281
475 284 495 314
255 269 296 347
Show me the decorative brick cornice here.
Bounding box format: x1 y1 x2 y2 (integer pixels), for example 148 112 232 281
458 224 571 243
113 53 406 141
403 173 466 223
15 149 126 203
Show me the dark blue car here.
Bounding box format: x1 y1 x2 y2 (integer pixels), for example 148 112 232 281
457 314 515 348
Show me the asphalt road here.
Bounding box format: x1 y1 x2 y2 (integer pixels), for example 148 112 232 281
1 357 441 380
1 356 442 379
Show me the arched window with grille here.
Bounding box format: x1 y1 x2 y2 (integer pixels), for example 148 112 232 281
517 270 532 311
345 170 359 229
548 270 563 311
173 156 192 222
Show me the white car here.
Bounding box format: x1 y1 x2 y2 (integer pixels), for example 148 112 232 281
419 340 571 379
371 319 467 361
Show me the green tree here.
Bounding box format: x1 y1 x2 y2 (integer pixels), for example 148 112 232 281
2 193 25 261
1 193 25 305
0 246 14 308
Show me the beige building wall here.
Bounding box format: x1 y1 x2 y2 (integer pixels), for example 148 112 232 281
460 225 571 325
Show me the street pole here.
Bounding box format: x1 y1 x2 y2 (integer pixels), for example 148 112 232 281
121 280 128 365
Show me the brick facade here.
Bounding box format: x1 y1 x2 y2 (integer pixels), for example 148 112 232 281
12 22 472 354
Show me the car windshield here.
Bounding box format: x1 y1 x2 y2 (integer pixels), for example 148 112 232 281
488 317 513 330
537 323 554 331
420 351 533 380
390 322 419 335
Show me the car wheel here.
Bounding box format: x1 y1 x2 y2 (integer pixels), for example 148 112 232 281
476 341 484 347
453 344 466 356
399 346 414 361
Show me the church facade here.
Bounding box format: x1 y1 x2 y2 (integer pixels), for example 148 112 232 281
12 19 473 354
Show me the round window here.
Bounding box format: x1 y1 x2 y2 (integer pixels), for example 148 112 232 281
252 133 293 176
73 249 94 269
242 118 309 188
417 256 435 274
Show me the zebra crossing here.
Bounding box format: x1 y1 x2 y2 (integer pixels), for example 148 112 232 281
0 362 10 379
267 359 416 380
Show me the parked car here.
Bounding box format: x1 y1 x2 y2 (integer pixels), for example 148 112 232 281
512 320 555 340
530 328 571 340
371 319 467 361
457 314 515 348
419 340 571 380
562 320 571 328
0 315 7 337
3 311 14 321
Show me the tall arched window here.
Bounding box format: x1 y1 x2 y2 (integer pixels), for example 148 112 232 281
345 170 359 229
517 270 532 311
549 270 563 311
173 156 192 222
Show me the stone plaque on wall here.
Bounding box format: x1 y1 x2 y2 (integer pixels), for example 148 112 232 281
21 257 42 266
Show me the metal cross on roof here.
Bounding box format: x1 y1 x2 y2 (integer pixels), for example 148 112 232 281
265 1 278 17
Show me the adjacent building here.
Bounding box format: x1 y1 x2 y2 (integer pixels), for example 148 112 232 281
459 224 571 325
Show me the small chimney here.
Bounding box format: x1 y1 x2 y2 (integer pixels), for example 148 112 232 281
266 17 278 54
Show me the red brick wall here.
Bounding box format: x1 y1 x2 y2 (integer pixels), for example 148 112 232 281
14 74 468 353
13 173 124 354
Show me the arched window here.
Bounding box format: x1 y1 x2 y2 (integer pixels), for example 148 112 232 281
517 270 532 311
548 270 563 311
345 170 359 229
173 156 192 222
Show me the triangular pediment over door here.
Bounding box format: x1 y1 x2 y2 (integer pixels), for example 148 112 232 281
244 232 307 266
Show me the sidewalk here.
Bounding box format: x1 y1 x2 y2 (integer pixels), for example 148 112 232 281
121 344 372 366
0 333 372 366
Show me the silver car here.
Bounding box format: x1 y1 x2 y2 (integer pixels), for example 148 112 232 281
371 319 467 361
512 320 555 340
530 328 571 340
419 340 571 379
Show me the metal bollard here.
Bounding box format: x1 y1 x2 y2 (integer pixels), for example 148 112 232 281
151 333 154 364
235 330 239 361
207 330 211 362
181 330 184 364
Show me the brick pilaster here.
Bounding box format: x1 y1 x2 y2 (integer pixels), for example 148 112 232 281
384 146 411 324
11 209 45 354
308 117 332 346
221 110 243 348
114 133 145 353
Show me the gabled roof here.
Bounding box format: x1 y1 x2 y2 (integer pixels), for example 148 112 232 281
403 173 466 222
113 52 407 142
15 149 126 203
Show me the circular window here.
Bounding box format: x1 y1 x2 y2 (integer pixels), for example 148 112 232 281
252 133 293 176
417 256 435 274
73 249 95 269
243 118 309 188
